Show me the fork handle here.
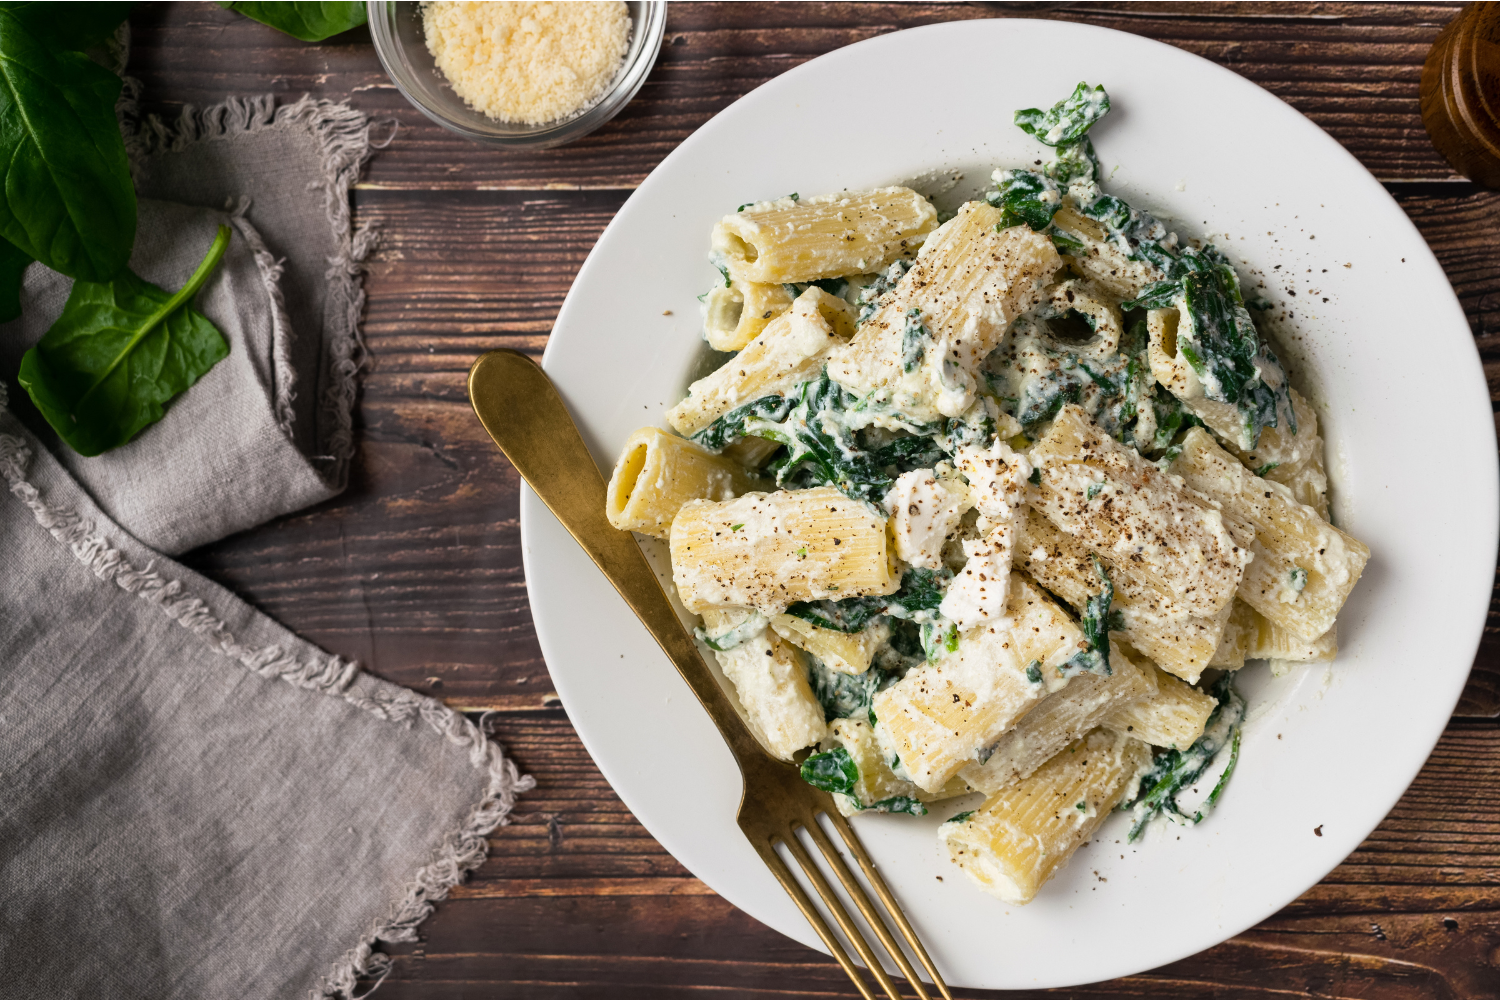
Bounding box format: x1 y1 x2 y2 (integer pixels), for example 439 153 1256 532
468 349 767 767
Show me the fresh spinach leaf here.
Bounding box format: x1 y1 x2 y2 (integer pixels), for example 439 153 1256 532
0 8 136 282
220 1 366 41
0 236 31 322
0 2 131 51
800 747 860 795
18 225 232 456
1014 82 1110 147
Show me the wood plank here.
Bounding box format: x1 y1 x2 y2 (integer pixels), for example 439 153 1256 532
125 2 1467 190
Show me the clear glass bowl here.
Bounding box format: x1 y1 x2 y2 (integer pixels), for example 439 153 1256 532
367 1 666 149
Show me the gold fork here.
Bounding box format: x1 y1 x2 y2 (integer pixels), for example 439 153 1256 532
469 349 953 1000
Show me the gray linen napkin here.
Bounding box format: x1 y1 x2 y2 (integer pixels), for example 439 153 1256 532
0 401 534 998
0 86 535 998
0 93 378 554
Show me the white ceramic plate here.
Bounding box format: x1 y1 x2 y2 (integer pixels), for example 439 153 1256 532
520 18 1497 989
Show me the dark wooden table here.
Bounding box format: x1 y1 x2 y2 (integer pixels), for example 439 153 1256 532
130 3 1500 996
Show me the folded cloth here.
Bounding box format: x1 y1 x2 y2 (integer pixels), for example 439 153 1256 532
0 94 377 555
0 398 534 999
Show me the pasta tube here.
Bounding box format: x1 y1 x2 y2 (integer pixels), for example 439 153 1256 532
959 644 1155 795
820 718 972 817
1168 428 1368 642
1049 201 1165 300
1209 599 1257 669
771 614 886 675
712 188 938 284
606 427 766 538
670 486 898 615
939 728 1151 905
702 280 797 353
872 573 1087 794
705 614 826 762
1103 662 1216 750
828 201 1061 422
667 288 853 437
1029 405 1254 620
1013 506 1231 684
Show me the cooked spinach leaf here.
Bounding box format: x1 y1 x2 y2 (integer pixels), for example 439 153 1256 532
786 277 849 300
1123 245 1295 449
1043 137 1100 187
900 307 928 372
1014 82 1110 147
806 656 885 723
988 169 1060 231
220 1 366 41
945 809 976 825
800 747 859 795
1120 673 1244 841
1058 556 1114 678
692 375 934 506
787 567 950 634
921 620 959 661
857 258 912 324
787 594 889 634
1138 383 1204 453
0 8 136 282
0 2 131 51
693 611 767 651
864 795 927 816
18 225 232 456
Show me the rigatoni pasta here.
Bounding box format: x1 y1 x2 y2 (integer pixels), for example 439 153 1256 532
939 729 1151 905
1169 427 1368 642
713 187 939 284
605 79 1370 907
667 288 853 437
670 486 898 614
606 426 765 537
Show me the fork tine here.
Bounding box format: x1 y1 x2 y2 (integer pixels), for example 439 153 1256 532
780 826 907 1000
803 814 934 1000
825 808 956 1000
746 834 881 1000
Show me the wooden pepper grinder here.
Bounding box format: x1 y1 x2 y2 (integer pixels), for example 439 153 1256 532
1422 2 1500 187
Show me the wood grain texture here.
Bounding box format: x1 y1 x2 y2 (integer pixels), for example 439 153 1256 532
120 3 1500 998
125 2 1469 189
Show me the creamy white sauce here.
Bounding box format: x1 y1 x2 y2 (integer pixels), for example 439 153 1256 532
886 470 970 570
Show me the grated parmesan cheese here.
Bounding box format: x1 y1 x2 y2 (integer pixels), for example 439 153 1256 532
422 1 631 125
